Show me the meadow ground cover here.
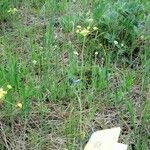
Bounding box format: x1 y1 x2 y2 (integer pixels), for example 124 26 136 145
0 0 150 149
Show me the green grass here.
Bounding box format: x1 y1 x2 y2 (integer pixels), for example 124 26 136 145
0 0 150 149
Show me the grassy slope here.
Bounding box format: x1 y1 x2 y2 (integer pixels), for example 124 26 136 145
0 0 150 150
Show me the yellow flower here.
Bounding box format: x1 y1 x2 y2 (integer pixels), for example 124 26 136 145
93 27 98 30
80 28 90 36
16 103 22 108
7 85 12 89
76 29 80 33
0 88 7 99
77 25 82 29
13 8 18 12
7 9 11 13
8 8 18 14
87 26 90 30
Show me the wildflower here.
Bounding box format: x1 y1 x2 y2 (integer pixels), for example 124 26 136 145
76 29 80 33
87 26 90 30
7 85 12 89
73 51 79 55
77 25 82 29
95 52 98 55
79 28 90 36
84 127 127 150
16 102 22 108
114 40 118 45
121 43 124 47
8 8 18 14
0 88 7 99
32 60 37 65
93 27 98 30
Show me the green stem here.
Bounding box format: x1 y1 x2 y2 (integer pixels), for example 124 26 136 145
80 36 86 87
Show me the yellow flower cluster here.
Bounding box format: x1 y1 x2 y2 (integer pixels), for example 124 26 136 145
7 8 18 14
76 19 98 37
0 88 7 100
0 85 12 100
76 27 90 36
0 85 22 109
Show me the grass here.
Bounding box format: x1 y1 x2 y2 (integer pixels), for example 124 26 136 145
0 0 150 149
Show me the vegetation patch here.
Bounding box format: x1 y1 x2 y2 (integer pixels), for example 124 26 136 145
0 0 150 149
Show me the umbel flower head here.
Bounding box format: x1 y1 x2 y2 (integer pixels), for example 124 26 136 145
77 25 82 29
7 8 18 14
0 88 7 100
84 127 127 150
80 28 90 36
76 26 90 36
76 18 98 37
